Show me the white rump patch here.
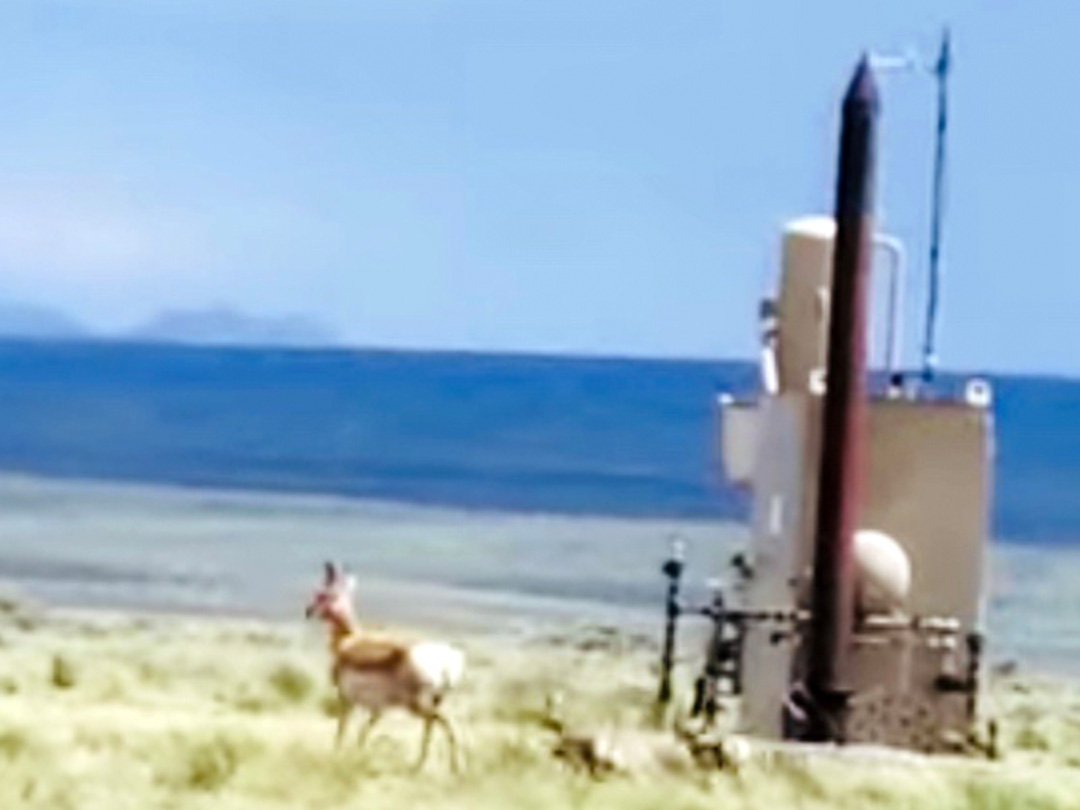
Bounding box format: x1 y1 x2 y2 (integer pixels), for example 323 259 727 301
408 642 466 695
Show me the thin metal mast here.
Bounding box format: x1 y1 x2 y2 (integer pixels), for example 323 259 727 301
922 29 950 382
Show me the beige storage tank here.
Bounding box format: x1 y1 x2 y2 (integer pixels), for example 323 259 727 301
776 216 835 394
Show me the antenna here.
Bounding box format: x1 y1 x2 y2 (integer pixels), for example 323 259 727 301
868 50 920 74
922 28 950 382
868 30 952 386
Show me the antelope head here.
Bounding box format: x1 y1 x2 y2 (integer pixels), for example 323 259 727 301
304 561 358 626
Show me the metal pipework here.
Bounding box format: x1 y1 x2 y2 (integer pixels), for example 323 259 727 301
759 299 781 395
804 56 880 742
874 234 906 386
656 537 686 708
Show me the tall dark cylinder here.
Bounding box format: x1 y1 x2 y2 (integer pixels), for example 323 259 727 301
804 56 879 742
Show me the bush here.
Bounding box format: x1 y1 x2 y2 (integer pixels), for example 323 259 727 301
268 662 315 704
50 655 76 690
172 733 260 792
187 738 238 790
0 729 30 759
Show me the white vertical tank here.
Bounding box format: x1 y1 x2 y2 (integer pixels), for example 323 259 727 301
776 217 835 394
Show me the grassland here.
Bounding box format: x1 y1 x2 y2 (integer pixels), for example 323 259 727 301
2 474 1079 808
1 598 1079 810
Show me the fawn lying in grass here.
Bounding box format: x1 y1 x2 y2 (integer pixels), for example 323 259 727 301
304 562 466 771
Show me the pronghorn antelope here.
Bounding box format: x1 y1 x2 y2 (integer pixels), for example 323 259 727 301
536 694 716 778
304 562 466 771
535 693 751 778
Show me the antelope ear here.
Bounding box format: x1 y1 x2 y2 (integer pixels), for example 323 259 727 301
324 561 337 584
343 573 358 595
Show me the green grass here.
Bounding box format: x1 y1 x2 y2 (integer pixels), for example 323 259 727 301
0 607 1078 810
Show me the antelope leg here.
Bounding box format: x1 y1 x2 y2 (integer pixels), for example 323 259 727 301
356 709 383 751
335 701 354 749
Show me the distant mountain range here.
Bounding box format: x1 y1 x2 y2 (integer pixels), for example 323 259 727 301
126 307 339 348
0 302 90 340
0 302 341 348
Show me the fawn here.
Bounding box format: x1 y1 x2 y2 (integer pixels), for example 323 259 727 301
304 562 466 771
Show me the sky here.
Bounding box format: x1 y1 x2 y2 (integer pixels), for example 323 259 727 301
0 0 1076 376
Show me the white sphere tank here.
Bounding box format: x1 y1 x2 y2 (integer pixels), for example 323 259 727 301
854 529 911 614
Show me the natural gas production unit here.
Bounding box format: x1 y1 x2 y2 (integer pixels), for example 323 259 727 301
657 38 996 754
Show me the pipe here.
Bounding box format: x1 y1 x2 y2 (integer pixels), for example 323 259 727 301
874 234 906 386
759 298 780 395
656 537 685 709
803 55 879 742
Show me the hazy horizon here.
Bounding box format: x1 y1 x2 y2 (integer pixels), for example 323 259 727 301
4 301 1079 380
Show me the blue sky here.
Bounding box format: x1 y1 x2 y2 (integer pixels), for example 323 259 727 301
0 0 1075 375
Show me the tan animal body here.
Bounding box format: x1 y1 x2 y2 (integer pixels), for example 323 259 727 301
305 562 465 771
538 694 709 778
